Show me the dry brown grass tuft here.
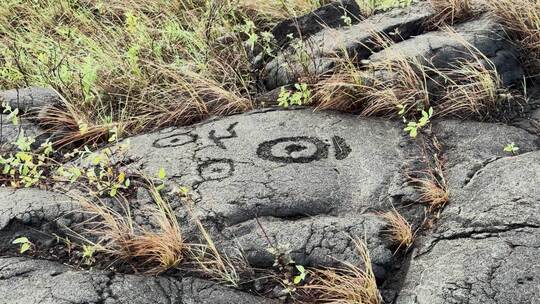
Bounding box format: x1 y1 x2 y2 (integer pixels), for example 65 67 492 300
428 0 473 27
487 0 540 65
408 152 449 212
38 103 121 149
436 60 512 118
313 52 430 116
360 55 430 117
301 239 382 304
313 61 368 112
181 190 248 287
379 208 415 251
77 184 187 274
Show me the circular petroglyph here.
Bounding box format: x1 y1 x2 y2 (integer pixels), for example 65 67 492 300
153 132 197 148
199 159 235 181
256 137 329 163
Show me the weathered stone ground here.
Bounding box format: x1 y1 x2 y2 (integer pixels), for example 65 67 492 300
1 1 540 303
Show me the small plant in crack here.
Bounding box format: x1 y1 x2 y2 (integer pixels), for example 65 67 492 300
0 130 56 188
12 236 33 254
255 218 307 294
503 142 519 155
268 243 308 294
82 244 96 265
341 14 353 27
403 107 434 138
300 239 382 304
409 153 449 213
156 167 167 191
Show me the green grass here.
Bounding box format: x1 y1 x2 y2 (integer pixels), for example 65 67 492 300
0 0 323 143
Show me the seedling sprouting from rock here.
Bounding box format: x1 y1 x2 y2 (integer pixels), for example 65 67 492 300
504 142 519 155
155 167 166 191
82 244 96 265
404 107 434 138
293 265 307 284
12 236 32 254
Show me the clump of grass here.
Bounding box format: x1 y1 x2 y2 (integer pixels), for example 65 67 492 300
312 60 368 112
408 151 449 212
487 0 540 66
181 189 249 287
301 239 382 304
314 52 430 117
428 0 473 27
379 208 415 251
436 60 512 118
360 55 430 117
77 182 186 274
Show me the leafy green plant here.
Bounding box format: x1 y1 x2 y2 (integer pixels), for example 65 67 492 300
242 19 258 50
504 142 519 154
397 104 407 116
404 107 434 138
55 144 131 197
12 236 32 254
278 83 312 108
82 244 96 265
341 15 353 26
293 265 307 284
155 167 167 191
0 130 53 188
2 101 19 125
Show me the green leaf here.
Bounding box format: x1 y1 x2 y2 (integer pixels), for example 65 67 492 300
410 128 418 138
179 186 190 195
158 167 166 180
12 237 29 244
20 242 31 254
293 275 302 284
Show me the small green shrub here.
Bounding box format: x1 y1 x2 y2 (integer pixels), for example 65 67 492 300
503 142 519 154
278 83 312 108
404 107 434 138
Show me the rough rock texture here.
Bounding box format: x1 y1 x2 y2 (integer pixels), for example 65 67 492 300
0 116 42 148
269 0 361 47
2 2 540 302
123 109 415 279
0 187 76 231
0 87 60 114
1 109 539 303
263 2 434 89
0 87 59 147
261 3 524 90
0 257 275 304
394 122 540 304
369 16 524 86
